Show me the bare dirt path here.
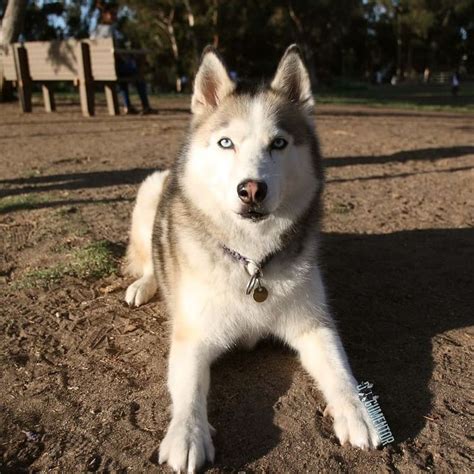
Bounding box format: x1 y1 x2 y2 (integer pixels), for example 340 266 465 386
1 99 473 472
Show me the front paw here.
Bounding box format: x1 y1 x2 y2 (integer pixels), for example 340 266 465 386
159 417 215 472
324 397 380 449
125 275 157 307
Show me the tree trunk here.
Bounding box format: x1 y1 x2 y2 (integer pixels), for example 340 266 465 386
1 0 28 101
395 6 403 80
183 0 199 76
164 9 181 92
1 0 28 49
155 7 181 92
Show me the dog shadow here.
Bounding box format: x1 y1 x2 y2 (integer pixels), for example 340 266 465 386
210 341 295 470
208 227 473 467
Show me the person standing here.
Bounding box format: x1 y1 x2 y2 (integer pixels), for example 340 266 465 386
91 2 153 114
451 72 460 97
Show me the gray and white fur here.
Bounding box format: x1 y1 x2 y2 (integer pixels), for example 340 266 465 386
125 45 380 472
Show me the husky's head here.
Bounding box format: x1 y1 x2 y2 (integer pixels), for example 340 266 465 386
182 45 322 240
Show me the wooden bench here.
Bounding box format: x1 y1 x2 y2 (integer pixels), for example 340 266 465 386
1 38 145 116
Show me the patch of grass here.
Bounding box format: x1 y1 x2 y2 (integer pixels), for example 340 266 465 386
70 241 118 279
41 84 474 113
317 82 474 113
317 95 474 113
20 267 66 287
17 240 118 288
0 194 48 213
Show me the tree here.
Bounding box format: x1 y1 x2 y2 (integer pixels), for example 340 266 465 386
1 0 27 48
366 0 474 78
121 0 187 91
0 0 27 101
284 0 367 83
1 0 473 96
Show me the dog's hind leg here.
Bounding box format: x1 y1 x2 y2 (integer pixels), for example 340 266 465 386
125 170 169 307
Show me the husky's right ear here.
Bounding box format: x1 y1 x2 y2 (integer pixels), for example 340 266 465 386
191 46 234 115
271 44 314 115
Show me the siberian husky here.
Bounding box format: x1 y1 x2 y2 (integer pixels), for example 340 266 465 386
125 45 379 472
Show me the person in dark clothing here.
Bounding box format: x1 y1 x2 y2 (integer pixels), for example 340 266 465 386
451 72 460 97
91 3 153 114
115 55 151 114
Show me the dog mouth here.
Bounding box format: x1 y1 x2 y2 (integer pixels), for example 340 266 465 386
238 208 269 222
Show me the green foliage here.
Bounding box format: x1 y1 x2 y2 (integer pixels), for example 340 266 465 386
17 240 118 288
3 0 473 88
367 0 474 74
0 193 48 213
317 81 474 112
20 266 66 286
70 240 118 279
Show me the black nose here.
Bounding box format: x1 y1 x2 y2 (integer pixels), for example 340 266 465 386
237 179 268 205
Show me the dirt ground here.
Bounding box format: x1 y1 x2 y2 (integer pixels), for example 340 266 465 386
1 97 473 473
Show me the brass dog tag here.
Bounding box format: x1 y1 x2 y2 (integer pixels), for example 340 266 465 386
253 286 268 303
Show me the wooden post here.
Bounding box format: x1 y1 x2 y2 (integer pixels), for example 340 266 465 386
13 44 32 113
41 83 56 112
78 42 94 117
104 82 119 115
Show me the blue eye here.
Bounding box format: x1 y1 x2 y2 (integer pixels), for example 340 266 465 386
271 137 288 150
218 137 234 149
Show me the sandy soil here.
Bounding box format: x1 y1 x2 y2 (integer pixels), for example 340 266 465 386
1 97 473 473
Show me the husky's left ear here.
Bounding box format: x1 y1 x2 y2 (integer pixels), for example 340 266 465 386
271 44 314 115
191 46 235 115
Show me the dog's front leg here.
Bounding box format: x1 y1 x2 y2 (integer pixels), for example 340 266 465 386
284 322 380 449
159 332 217 472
